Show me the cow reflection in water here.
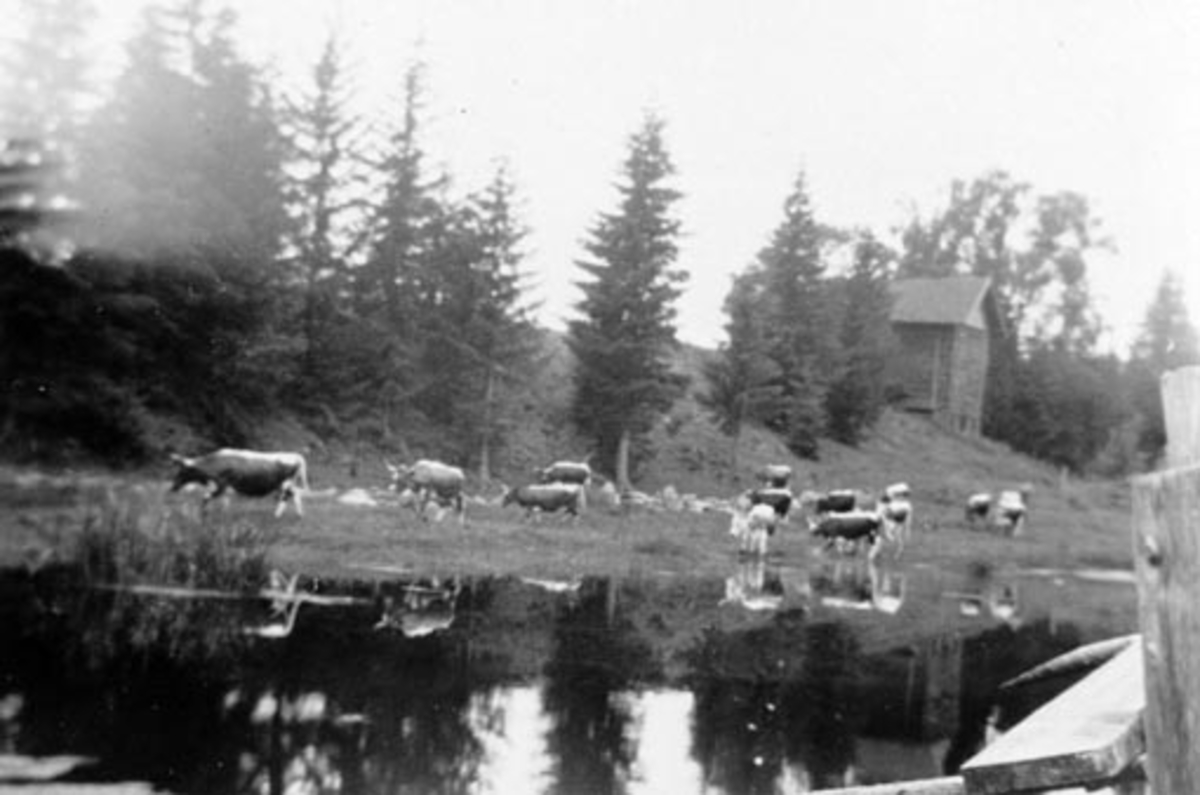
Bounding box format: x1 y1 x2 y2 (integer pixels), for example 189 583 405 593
949 564 1022 627
721 558 788 611
374 578 461 638
811 558 906 614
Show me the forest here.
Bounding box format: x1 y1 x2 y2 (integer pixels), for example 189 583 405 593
2 0 1198 483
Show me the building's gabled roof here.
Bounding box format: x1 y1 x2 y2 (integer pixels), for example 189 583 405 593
890 276 993 330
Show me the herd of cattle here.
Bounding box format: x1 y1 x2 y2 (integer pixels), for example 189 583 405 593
166 448 1031 559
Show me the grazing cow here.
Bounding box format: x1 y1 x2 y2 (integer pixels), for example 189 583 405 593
879 483 913 555
744 487 794 526
729 502 779 556
502 483 585 520
538 461 592 486
965 492 992 529
996 489 1028 536
755 464 793 489
809 510 885 559
170 449 309 517
387 460 466 523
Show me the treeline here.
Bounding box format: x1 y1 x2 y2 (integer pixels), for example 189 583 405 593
2 0 1197 480
702 170 1200 473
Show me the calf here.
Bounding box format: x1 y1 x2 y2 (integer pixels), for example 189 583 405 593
170 449 309 517
502 483 584 520
387 459 466 524
538 460 592 486
729 502 778 557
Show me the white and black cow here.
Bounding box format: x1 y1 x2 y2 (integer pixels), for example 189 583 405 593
387 459 466 523
538 460 593 486
878 482 913 554
728 502 779 557
169 449 310 517
799 489 860 515
996 489 1028 536
502 483 585 520
809 510 885 559
755 464 793 489
965 492 992 529
742 487 794 526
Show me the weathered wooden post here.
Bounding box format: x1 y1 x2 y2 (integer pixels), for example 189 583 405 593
1132 364 1200 792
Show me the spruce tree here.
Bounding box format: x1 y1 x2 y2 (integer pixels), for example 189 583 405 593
568 113 688 487
360 60 447 441
1128 269 1200 465
756 170 837 459
279 29 368 385
825 233 897 445
700 269 783 469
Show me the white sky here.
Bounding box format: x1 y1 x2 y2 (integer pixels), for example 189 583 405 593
91 0 1200 353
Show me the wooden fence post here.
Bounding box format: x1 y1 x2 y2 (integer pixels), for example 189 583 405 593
1132 364 1200 793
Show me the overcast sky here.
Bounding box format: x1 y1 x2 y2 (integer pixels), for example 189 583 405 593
94 0 1200 352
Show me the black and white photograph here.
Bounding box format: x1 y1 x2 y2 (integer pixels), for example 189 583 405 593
1 1 1196 792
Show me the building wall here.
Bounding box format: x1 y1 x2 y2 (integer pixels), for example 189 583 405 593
948 326 989 435
890 322 988 435
889 324 945 412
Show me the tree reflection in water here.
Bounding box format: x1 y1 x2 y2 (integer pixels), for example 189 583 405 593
0 566 1136 794
542 577 661 795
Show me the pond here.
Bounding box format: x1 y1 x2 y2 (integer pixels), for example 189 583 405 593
0 557 1137 794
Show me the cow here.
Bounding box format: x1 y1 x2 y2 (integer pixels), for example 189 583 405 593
965 492 992 530
740 487 794 526
729 502 779 556
878 483 913 555
808 510 885 559
538 460 592 486
996 489 1028 536
502 483 585 520
386 459 466 523
169 449 309 517
755 464 793 489
799 489 860 515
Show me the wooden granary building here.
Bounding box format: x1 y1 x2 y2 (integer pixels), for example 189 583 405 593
887 276 998 435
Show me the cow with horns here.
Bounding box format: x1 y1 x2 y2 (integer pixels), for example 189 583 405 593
386 459 467 524
169 449 310 517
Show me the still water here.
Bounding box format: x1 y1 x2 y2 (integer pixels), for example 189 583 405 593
0 557 1137 794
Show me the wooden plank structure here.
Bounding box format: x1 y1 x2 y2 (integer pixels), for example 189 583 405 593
1131 364 1200 793
822 366 1200 793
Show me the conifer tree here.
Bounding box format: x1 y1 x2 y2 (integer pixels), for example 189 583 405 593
825 233 897 445
700 269 783 469
360 60 448 439
756 170 837 459
1128 269 1200 465
414 167 538 471
280 29 368 383
568 113 688 487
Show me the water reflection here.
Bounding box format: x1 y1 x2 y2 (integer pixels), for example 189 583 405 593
811 559 907 615
0 563 1136 794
